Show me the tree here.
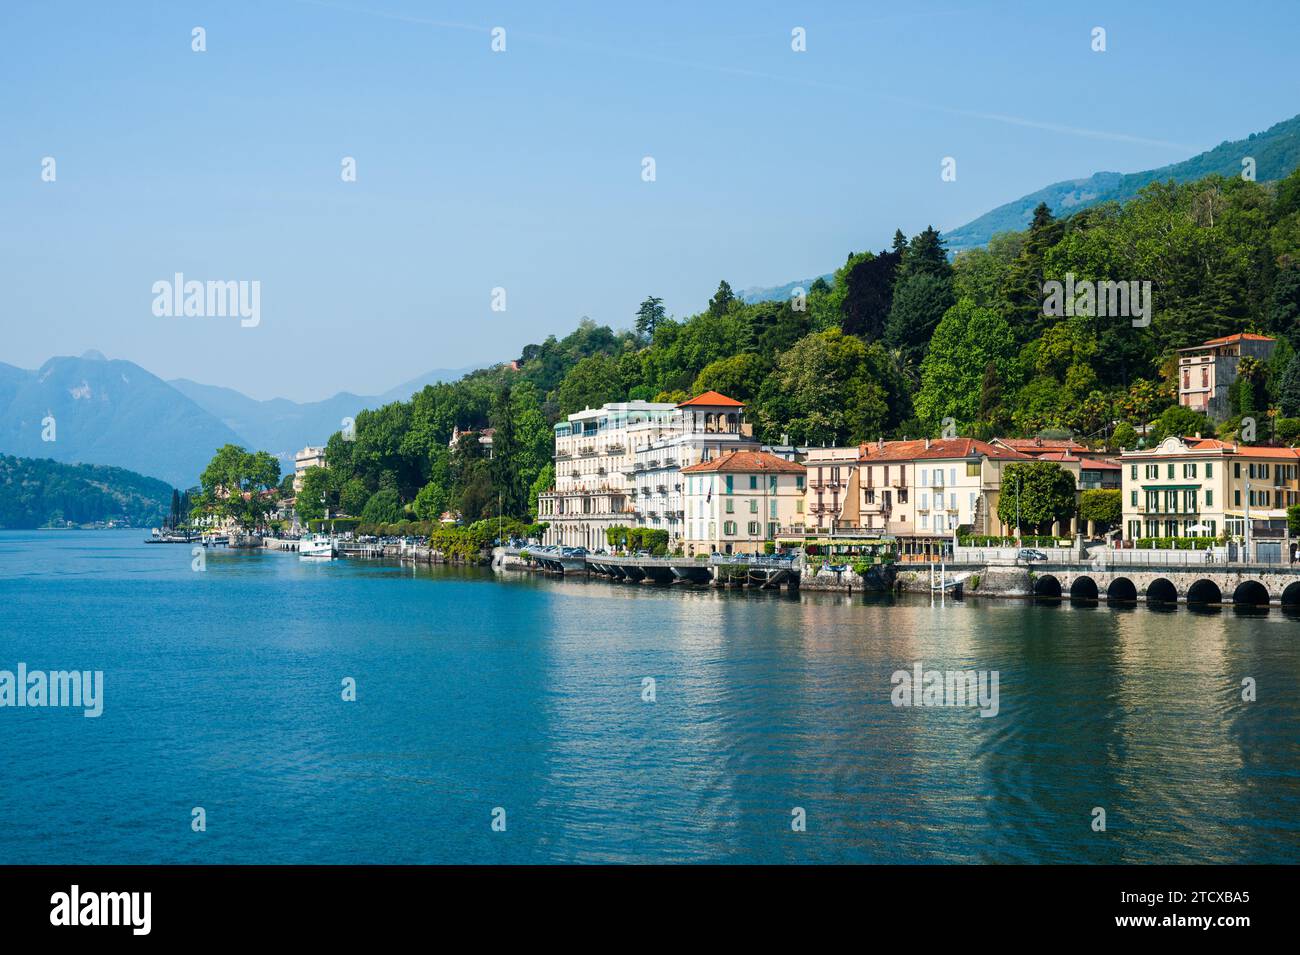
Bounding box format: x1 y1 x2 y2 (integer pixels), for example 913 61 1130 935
884 273 956 369
295 466 331 523
1112 421 1138 450
1079 489 1122 533
1279 353 1300 417
914 299 1017 431
708 280 735 316
557 353 623 415
839 248 901 340
635 295 666 340
412 481 446 521
691 353 767 403
339 478 370 516
895 226 951 282
528 462 554 519
996 462 1077 535
360 489 402 525
197 444 282 529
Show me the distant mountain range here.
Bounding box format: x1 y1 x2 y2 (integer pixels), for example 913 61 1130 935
741 112 1300 303
0 352 473 488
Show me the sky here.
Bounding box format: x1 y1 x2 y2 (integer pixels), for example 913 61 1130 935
3 0 1299 401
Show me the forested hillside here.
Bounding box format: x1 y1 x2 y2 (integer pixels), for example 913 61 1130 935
0 455 172 528
297 167 1300 528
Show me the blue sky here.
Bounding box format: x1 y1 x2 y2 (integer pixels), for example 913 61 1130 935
3 0 1298 400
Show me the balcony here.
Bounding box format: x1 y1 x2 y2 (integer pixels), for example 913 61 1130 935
569 470 581 479
606 443 625 454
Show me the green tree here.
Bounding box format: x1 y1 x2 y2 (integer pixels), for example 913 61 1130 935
360 488 403 525
1079 489 1122 532
914 299 1018 431
557 353 623 415
691 353 768 402
883 273 955 368
708 279 735 316
996 461 1077 535
1279 353 1300 417
295 466 331 524
635 295 666 340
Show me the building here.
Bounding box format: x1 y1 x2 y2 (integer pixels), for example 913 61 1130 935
630 392 759 548
448 426 495 458
293 445 326 493
536 400 680 549
803 447 862 532
680 450 806 554
1176 333 1276 419
1120 436 1300 561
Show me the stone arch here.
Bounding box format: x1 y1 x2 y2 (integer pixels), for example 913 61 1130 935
1281 581 1300 609
1186 579 1223 605
1145 578 1178 605
1069 576 1099 600
1033 574 1062 597
1107 577 1138 602
1232 580 1270 608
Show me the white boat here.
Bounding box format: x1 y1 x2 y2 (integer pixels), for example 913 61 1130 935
299 534 336 559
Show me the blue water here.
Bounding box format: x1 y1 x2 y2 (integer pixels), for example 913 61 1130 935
0 530 1297 864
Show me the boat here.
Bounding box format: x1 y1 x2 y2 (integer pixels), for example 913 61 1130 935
145 528 199 544
299 534 336 560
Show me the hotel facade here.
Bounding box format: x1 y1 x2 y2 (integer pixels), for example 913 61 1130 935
1119 436 1300 561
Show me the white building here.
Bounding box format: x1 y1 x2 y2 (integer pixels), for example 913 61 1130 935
293 445 326 493
537 400 679 549
630 392 759 548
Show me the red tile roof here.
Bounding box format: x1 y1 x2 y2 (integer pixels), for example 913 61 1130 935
680 449 804 474
993 436 1087 453
856 438 1029 463
1201 332 1275 346
678 390 744 408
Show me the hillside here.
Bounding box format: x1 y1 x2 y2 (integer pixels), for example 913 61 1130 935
743 112 1300 302
0 455 172 528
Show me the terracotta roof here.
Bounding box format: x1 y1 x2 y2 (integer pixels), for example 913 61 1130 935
1201 332 1275 346
1083 458 1122 470
856 438 1030 463
993 436 1087 452
677 390 744 408
680 449 805 474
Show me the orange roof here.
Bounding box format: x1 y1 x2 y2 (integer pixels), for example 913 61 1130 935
856 438 1029 463
993 436 1087 452
681 449 804 474
677 390 744 408
1201 332 1275 346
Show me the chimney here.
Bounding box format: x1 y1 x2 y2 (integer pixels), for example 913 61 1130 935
877 436 885 451
1194 432 1201 439
1034 435 1042 447
924 437 931 450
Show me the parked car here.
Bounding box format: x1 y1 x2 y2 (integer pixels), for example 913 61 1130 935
1017 548 1049 562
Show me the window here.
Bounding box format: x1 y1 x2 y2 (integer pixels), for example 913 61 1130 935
796 475 805 490
921 493 929 509
949 468 956 486
723 521 736 536
749 476 758 490
1130 464 1137 480
1167 463 1175 479
966 462 980 477
1183 463 1197 479
747 522 759 536
1234 463 1241 479
796 500 804 514
1205 462 1213 478
1205 490 1213 506
1131 490 1138 506
921 469 929 486
725 499 734 514
748 499 758 514
769 475 777 491
1234 490 1241 506
920 514 929 529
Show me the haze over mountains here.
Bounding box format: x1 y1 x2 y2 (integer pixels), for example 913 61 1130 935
741 112 1300 304
0 352 471 487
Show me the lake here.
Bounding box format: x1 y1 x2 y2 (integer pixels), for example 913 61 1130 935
1 530 1297 863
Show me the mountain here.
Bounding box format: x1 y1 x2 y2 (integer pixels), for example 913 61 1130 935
168 365 475 464
743 112 1300 302
0 351 476 489
0 454 172 528
0 353 244 488
943 113 1300 251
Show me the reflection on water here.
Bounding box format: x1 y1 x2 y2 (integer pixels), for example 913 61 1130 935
0 531 1297 863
